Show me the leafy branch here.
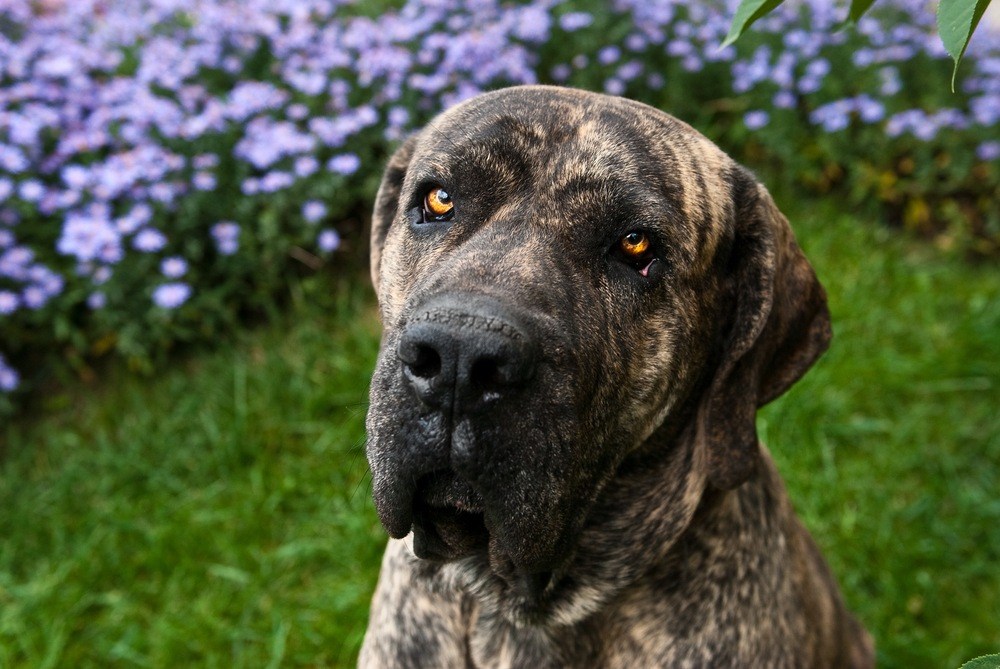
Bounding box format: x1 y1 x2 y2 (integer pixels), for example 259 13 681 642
723 0 994 89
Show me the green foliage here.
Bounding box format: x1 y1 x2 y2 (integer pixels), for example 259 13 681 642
960 655 1000 669
849 0 879 23
725 0 995 81
1 275 385 666
939 0 994 88
2 200 999 667
721 0 785 47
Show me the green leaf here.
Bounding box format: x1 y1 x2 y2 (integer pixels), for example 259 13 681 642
721 0 786 48
848 0 878 22
959 654 1000 669
937 0 992 90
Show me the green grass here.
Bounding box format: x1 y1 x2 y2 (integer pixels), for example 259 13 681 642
0 279 385 667
2 200 999 667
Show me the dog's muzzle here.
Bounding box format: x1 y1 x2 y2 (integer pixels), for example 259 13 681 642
390 294 539 560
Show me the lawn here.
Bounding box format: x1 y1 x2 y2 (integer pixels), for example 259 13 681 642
1 196 998 667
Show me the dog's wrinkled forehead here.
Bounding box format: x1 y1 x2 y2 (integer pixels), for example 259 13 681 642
403 86 737 263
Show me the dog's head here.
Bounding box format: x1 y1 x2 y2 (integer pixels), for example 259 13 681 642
366 86 829 585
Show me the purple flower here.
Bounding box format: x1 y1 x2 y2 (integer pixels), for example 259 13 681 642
226 82 289 122
773 91 796 109
604 78 626 95
153 282 192 309
133 228 167 253
744 110 770 130
598 46 621 65
193 154 220 170
0 290 19 314
886 110 923 138
0 355 19 392
93 266 112 285
682 55 703 72
259 171 294 193
62 165 90 191
241 178 260 196
512 6 552 42
22 286 47 309
559 12 593 32
57 206 122 263
617 61 644 81
805 58 831 79
193 172 217 191
116 204 154 236
317 229 341 252
388 107 410 128
18 180 45 202
798 76 822 94
294 156 319 178
87 292 107 310
551 64 572 82
626 33 647 52
879 67 902 96
855 96 885 123
0 145 28 173
668 39 693 58
327 153 361 175
302 200 328 224
913 117 938 141
287 103 310 121
211 221 240 256
161 256 188 278
810 100 853 132
0 247 34 281
853 49 875 68
970 94 1000 126
977 141 1000 162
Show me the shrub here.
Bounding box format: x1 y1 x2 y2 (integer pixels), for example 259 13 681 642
0 0 997 412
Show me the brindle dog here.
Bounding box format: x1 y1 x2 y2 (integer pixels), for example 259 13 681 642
360 86 874 668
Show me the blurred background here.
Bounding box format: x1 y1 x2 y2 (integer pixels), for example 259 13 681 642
0 0 998 666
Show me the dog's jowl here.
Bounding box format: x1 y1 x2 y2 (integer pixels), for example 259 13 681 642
360 86 874 668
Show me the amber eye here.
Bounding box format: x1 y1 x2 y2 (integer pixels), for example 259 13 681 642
619 231 651 258
423 187 454 220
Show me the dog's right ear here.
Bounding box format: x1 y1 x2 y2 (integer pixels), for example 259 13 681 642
697 172 831 491
370 135 418 290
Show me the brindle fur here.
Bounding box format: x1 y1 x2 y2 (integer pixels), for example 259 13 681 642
360 86 874 668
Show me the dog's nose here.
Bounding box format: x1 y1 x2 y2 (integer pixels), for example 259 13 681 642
398 297 537 412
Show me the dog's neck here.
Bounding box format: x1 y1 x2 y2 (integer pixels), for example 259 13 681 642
438 426 789 634
439 443 802 668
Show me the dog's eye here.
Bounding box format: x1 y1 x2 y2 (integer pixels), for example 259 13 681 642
619 231 650 258
615 231 658 277
423 187 454 222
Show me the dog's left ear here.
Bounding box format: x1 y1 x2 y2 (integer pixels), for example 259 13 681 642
370 134 418 290
700 171 832 490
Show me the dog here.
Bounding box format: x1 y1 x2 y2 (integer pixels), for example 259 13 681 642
359 86 874 668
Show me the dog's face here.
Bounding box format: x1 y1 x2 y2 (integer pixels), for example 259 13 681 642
366 87 829 591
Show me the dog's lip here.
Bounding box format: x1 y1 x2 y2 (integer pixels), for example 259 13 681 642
415 469 485 514
412 499 489 561
410 470 489 560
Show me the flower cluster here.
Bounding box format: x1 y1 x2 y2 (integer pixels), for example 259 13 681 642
1 0 997 407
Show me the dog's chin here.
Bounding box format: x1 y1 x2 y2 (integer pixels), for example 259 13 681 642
409 471 561 614
410 471 489 561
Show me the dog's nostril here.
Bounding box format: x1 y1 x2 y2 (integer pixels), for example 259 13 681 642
470 356 501 390
405 344 442 380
